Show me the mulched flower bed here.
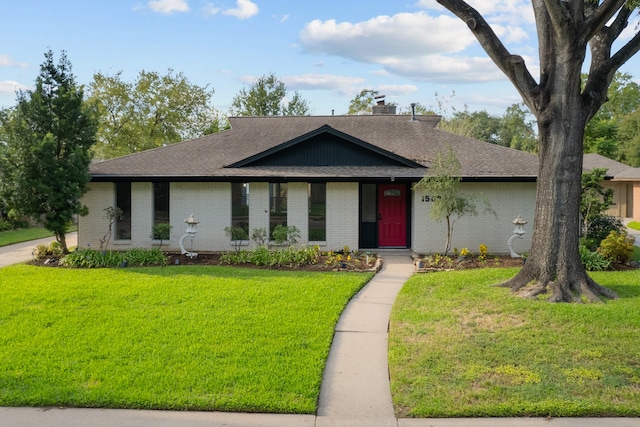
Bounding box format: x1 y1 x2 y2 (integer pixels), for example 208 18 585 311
166 252 381 272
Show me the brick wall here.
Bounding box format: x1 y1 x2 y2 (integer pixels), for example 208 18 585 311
326 182 359 251
412 182 536 255
171 182 230 252
78 182 114 249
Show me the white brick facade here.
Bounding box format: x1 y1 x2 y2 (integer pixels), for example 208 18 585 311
412 182 536 255
326 182 359 251
80 180 536 254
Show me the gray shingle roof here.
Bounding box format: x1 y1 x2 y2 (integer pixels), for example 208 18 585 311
583 153 635 178
89 115 539 181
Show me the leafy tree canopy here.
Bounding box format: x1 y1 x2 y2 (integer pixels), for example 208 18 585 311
88 69 218 159
230 73 310 116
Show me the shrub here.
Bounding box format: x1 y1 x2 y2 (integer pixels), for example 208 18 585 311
251 228 268 247
151 223 172 247
272 225 301 246
579 244 611 271
0 221 15 232
221 245 321 268
60 248 167 268
584 215 624 249
597 230 634 264
224 226 249 251
33 241 64 260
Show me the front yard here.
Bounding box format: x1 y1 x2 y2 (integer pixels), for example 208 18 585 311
0 264 372 413
390 268 640 417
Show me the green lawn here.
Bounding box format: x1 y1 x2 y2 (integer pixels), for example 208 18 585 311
390 268 640 418
0 226 77 247
628 221 640 231
0 264 372 413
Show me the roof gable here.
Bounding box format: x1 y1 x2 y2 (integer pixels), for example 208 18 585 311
228 125 422 168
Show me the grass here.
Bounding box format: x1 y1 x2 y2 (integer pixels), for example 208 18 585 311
389 268 640 418
628 221 640 231
0 226 77 247
0 264 372 413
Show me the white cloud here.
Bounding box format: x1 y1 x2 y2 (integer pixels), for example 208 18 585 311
282 74 366 93
376 84 418 96
299 8 541 85
0 54 28 68
416 0 534 24
300 12 474 63
384 54 505 83
223 0 258 20
0 80 30 95
147 0 189 14
203 2 221 15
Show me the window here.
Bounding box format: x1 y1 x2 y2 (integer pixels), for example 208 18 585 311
115 182 131 240
308 183 326 241
269 183 287 237
153 182 170 225
231 183 250 239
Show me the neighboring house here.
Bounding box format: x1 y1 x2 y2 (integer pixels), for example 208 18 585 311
81 111 543 255
583 153 640 220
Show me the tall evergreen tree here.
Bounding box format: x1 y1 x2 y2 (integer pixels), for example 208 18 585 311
0 50 97 253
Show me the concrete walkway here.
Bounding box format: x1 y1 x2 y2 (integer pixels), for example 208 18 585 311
316 250 414 427
0 232 77 268
2 244 640 426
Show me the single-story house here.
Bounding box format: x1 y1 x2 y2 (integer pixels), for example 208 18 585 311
79 108 639 255
583 153 640 220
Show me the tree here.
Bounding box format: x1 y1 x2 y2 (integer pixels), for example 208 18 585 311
436 0 640 302
0 50 97 253
414 147 494 255
580 168 614 238
348 89 380 115
498 103 537 153
230 73 310 116
88 69 217 159
583 72 640 160
436 102 537 152
617 109 640 166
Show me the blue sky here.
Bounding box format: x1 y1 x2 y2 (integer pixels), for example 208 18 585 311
1 0 639 117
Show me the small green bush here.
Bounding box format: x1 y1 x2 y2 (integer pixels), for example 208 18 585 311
34 241 65 260
597 230 634 264
250 228 268 247
151 223 172 247
271 225 301 246
0 221 15 232
60 248 167 268
584 215 624 249
579 244 611 271
221 245 320 267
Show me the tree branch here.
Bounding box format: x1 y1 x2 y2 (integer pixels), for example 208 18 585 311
584 0 628 40
436 0 539 110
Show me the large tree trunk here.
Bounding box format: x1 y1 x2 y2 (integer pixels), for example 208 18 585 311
433 0 640 302
500 58 617 303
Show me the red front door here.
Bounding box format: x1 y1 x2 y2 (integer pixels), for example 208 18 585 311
378 184 407 247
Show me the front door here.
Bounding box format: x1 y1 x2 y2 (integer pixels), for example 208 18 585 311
378 184 407 247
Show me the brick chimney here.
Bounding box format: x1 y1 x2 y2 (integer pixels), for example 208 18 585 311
372 95 396 115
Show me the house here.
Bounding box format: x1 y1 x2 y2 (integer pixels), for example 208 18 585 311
80 112 544 255
583 153 640 220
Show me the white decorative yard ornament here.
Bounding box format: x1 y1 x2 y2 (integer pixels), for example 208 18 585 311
507 215 527 258
179 214 200 258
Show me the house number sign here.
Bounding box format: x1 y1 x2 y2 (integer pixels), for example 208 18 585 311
420 195 442 202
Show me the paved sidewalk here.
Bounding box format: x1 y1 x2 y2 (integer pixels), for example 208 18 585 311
0 232 77 268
